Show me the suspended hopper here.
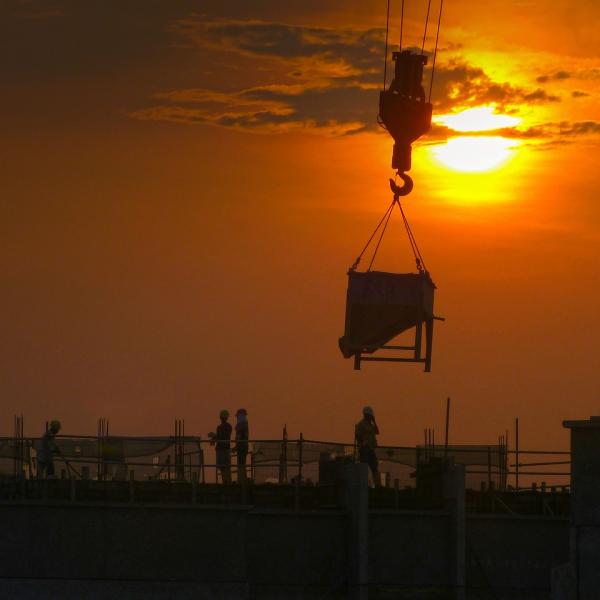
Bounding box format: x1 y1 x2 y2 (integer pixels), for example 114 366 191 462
339 270 436 371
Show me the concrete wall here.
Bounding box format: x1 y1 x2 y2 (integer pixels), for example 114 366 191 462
555 417 600 600
0 502 347 599
370 510 452 587
1 503 248 583
468 515 569 600
0 500 569 599
246 510 347 593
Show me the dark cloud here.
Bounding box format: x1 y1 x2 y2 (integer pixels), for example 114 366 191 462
482 121 600 141
131 83 375 135
132 18 568 140
430 61 560 110
536 70 571 84
173 18 385 77
565 121 600 135
572 90 591 98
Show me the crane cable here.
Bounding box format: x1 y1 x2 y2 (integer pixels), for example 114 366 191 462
361 0 443 273
350 189 427 274
399 0 405 50
421 0 433 54
350 200 396 272
368 200 396 271
429 0 444 102
398 200 427 273
383 0 391 90
380 0 445 122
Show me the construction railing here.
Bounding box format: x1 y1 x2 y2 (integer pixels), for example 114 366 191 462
0 433 570 492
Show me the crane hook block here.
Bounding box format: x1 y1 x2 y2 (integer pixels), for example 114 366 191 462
379 50 433 173
389 175 413 197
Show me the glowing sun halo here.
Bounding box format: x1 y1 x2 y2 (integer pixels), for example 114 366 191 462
431 106 522 172
431 136 520 172
434 105 521 132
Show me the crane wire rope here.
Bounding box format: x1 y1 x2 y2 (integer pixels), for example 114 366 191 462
399 0 405 50
428 0 444 102
368 200 395 271
421 0 433 54
350 195 427 274
350 200 396 271
383 0 391 89
365 0 439 273
398 201 427 272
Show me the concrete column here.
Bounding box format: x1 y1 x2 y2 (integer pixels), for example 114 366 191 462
553 416 600 600
342 463 369 600
443 461 466 600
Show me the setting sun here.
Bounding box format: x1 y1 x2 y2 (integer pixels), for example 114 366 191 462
430 136 520 172
429 105 522 172
434 105 521 132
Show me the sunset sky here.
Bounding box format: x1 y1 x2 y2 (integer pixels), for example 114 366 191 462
2 0 599 450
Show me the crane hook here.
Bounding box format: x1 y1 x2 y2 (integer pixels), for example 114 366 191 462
389 173 413 198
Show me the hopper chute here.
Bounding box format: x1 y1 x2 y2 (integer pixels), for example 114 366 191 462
339 270 436 371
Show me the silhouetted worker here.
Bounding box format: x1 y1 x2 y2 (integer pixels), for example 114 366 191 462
37 420 61 478
355 406 381 487
208 410 232 484
235 408 249 483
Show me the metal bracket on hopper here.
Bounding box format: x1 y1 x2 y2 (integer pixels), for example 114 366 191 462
353 315 444 372
353 316 434 372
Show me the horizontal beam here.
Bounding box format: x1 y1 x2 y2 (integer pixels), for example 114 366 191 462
360 357 426 364
380 345 416 351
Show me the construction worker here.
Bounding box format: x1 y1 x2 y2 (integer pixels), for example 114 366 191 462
37 420 61 478
235 408 249 483
355 406 381 487
208 410 232 484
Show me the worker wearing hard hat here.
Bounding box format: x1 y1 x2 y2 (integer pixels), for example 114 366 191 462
37 420 61 478
208 410 232 484
235 409 249 484
355 407 381 487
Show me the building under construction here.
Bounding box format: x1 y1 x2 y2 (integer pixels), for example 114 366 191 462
1 415 592 600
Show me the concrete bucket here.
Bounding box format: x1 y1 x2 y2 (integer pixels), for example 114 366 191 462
339 270 436 371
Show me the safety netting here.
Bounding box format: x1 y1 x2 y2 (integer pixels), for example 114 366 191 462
1 436 512 489
0 436 204 482
251 440 508 488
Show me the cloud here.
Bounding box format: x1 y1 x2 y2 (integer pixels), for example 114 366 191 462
131 82 373 135
572 90 591 98
130 18 589 145
431 60 560 110
469 121 600 143
536 70 571 84
172 17 384 78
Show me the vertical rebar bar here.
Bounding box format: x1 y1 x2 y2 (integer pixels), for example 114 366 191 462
505 429 509 491
487 446 492 491
298 433 304 483
515 418 520 490
97 418 100 481
444 397 450 460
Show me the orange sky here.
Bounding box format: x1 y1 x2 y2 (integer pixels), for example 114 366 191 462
2 0 600 450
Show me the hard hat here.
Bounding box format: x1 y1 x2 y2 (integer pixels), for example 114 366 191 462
362 406 374 417
219 410 230 419
236 408 247 416
49 420 61 431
